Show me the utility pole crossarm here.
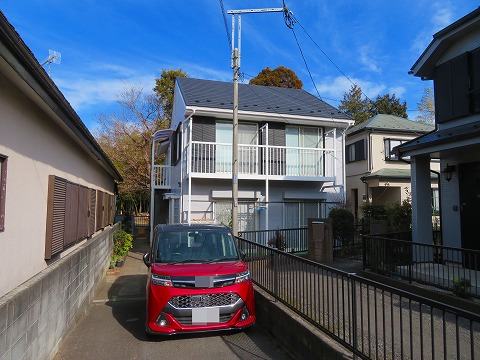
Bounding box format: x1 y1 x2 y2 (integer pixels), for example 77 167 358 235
227 8 283 14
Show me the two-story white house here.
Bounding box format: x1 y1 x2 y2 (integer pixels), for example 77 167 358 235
397 8 480 253
345 114 437 219
151 77 353 235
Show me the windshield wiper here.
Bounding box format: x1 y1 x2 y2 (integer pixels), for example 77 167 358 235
205 257 239 264
166 259 208 265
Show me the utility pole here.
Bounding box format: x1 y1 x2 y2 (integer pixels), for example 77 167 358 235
228 7 283 236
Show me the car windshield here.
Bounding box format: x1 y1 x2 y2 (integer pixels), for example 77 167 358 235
153 229 239 264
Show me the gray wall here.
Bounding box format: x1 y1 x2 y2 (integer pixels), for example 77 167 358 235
0 223 118 360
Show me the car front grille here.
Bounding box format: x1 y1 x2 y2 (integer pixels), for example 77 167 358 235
169 293 240 309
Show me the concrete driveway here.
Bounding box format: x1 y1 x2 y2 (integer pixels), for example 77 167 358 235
53 239 293 360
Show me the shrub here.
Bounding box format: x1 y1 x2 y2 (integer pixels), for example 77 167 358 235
112 229 133 261
268 229 286 251
452 276 472 298
328 207 355 249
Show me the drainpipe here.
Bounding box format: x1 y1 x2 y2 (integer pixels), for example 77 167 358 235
260 123 269 230
183 109 196 224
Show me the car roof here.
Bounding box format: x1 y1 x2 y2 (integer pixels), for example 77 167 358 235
154 224 232 232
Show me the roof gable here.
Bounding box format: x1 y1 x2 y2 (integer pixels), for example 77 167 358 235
346 114 434 136
410 7 480 79
176 77 352 121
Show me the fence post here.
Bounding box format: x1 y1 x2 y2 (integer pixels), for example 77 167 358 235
350 275 358 359
273 250 278 301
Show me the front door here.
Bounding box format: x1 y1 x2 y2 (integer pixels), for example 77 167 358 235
459 161 480 268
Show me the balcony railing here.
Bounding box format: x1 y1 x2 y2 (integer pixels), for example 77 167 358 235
152 165 171 189
189 141 335 178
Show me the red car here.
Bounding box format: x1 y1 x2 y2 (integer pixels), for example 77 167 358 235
143 224 255 336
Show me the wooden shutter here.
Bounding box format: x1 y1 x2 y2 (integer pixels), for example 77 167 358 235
88 188 96 237
435 53 469 123
45 176 66 259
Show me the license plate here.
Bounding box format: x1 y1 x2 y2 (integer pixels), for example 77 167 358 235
192 307 220 324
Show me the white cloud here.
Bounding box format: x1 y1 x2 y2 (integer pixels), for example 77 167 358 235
314 76 386 101
358 45 381 73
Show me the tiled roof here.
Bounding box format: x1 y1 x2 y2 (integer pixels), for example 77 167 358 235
346 114 434 136
176 77 352 121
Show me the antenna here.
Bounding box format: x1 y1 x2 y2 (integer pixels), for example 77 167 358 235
41 49 61 76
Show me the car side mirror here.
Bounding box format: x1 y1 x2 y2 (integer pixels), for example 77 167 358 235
143 253 151 268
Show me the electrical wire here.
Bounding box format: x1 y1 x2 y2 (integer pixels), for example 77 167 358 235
218 0 232 52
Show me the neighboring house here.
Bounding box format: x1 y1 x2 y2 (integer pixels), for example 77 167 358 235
151 77 353 235
396 8 480 251
1 11 122 360
345 114 437 219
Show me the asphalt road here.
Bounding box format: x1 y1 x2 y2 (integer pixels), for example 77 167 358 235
53 240 294 360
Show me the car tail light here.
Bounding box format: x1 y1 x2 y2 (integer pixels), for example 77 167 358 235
235 270 250 284
151 274 173 287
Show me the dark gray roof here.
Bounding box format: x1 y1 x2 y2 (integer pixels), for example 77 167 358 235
346 114 434 137
176 77 351 121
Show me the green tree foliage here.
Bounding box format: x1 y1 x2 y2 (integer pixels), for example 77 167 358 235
416 86 435 124
249 66 303 89
95 69 187 214
153 68 187 124
339 84 408 125
339 84 373 124
328 208 355 247
373 93 408 119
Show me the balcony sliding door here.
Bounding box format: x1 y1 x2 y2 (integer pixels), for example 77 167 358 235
286 126 324 176
215 122 258 175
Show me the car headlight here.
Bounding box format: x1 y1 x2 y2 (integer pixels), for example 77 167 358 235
151 274 173 287
235 270 250 284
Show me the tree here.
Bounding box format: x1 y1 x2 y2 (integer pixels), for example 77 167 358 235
95 69 187 214
339 84 408 125
416 86 435 124
95 85 166 213
249 66 303 89
153 68 187 124
338 84 373 124
373 93 408 119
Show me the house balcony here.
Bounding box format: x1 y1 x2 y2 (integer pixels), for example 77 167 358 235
187 141 336 181
152 165 171 189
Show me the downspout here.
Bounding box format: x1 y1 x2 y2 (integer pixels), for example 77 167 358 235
183 109 196 224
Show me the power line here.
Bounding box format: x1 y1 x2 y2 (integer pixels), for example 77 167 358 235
218 0 232 52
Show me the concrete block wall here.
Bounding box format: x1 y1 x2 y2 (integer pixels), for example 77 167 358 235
0 223 118 360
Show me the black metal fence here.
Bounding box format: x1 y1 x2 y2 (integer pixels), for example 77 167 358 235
364 234 480 298
237 236 480 360
238 227 308 253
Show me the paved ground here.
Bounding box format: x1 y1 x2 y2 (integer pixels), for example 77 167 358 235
53 237 294 360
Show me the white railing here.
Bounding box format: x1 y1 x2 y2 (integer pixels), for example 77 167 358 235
190 141 335 178
153 165 171 188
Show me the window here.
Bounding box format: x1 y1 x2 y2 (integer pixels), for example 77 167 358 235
284 202 325 228
286 126 324 175
346 139 365 163
215 122 258 174
384 139 408 161
0 154 7 232
435 48 480 123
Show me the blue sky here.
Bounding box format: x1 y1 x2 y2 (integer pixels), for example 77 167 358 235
1 1 476 131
